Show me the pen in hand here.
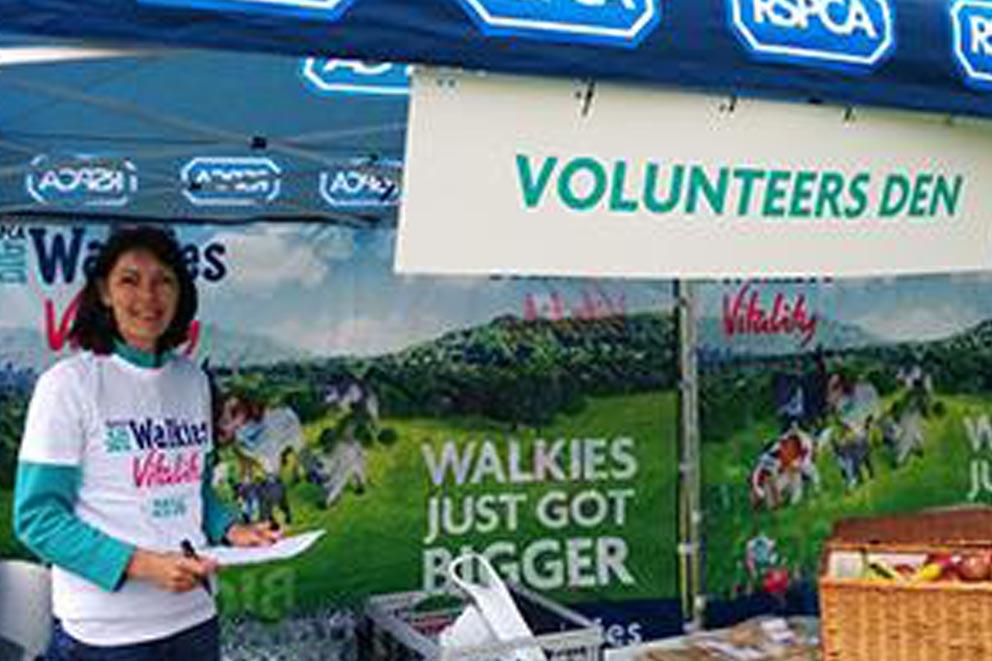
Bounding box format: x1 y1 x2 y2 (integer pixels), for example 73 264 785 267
180 539 213 596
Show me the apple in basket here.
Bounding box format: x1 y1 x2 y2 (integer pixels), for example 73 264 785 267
763 568 790 595
957 552 992 582
925 552 959 579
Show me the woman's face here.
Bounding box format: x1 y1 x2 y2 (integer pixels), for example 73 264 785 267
99 248 180 353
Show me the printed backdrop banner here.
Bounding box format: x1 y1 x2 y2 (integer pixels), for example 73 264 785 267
398 70 992 279
698 276 992 620
0 221 680 649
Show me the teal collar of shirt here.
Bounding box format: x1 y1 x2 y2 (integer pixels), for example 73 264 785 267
112 339 174 369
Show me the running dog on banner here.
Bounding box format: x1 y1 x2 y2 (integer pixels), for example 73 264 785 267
749 423 820 510
880 368 932 467
825 374 882 490
218 394 304 526
880 405 925 468
307 381 377 507
831 418 875 490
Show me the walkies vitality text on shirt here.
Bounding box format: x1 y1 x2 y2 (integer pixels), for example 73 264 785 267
119 417 210 451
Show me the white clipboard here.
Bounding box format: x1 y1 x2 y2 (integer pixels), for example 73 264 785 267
202 530 325 566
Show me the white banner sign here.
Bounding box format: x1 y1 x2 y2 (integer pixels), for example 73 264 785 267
397 69 992 278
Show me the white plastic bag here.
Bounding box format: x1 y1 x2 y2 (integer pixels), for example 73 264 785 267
438 603 496 649
443 554 548 661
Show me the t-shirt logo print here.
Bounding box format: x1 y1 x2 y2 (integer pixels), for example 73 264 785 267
104 423 133 454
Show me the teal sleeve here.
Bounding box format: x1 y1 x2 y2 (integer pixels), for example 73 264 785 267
14 462 134 592
202 462 236 544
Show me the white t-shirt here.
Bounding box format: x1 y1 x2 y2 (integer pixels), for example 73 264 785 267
19 351 217 645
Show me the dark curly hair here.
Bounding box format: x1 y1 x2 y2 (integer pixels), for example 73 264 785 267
69 225 198 355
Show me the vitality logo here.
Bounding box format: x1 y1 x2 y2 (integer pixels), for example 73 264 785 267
26 155 138 207
729 0 895 68
951 0 992 88
454 0 661 47
181 157 282 207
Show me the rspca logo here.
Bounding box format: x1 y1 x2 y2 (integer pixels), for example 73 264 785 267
454 0 660 47
26 155 138 207
320 160 402 208
300 59 411 96
139 0 356 21
181 157 282 207
729 0 894 68
951 0 992 87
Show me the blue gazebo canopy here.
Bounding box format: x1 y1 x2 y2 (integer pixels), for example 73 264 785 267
0 33 408 225
0 0 988 119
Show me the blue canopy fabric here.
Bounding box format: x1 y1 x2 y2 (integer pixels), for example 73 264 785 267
0 35 408 225
0 0 990 119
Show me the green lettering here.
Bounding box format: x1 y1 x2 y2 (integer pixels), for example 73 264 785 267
789 171 817 218
815 172 845 218
558 157 607 211
932 175 963 218
516 154 558 209
609 161 639 213
686 166 729 215
732 168 766 216
259 568 296 620
880 174 911 217
909 173 934 218
844 172 871 219
644 163 684 214
762 170 791 218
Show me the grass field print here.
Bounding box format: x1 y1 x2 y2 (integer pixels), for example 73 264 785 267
700 277 992 603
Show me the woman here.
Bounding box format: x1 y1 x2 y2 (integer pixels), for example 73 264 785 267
13 226 279 660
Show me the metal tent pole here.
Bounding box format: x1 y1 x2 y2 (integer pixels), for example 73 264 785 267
675 279 704 632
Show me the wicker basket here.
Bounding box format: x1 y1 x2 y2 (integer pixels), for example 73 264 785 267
819 507 992 661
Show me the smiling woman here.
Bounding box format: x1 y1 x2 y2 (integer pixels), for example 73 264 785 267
68 226 198 358
99 249 181 353
12 225 281 661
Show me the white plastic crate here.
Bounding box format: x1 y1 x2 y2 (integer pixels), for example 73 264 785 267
360 584 603 661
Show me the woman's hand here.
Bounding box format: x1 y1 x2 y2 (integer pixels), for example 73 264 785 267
225 522 282 547
126 548 217 593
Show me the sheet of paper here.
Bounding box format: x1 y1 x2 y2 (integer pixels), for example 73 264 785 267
203 530 325 566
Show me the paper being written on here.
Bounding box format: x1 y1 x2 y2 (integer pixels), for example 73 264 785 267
203 530 325 566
